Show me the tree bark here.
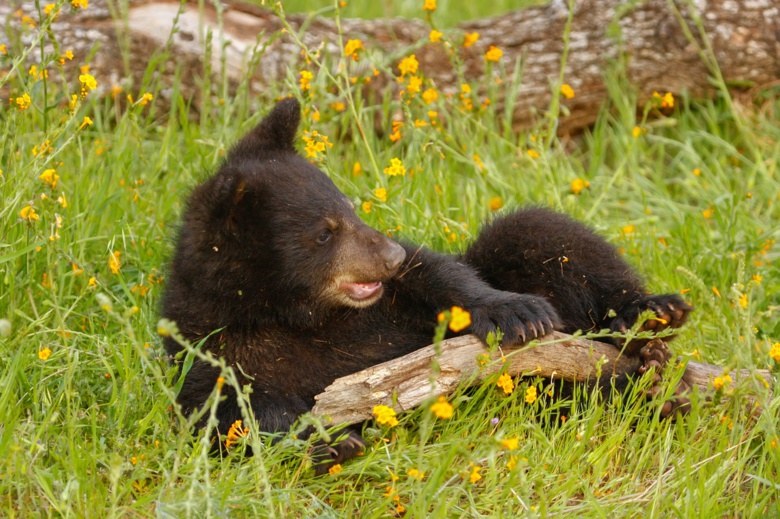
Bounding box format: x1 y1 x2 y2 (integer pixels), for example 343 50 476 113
311 331 773 426
2 0 777 133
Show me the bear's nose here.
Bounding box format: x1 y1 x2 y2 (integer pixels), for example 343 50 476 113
383 241 406 273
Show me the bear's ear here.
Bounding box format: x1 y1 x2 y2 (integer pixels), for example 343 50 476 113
202 167 263 236
233 97 301 155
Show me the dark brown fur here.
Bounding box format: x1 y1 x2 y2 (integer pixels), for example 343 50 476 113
161 98 691 472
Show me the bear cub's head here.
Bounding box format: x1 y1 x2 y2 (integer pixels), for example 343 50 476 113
170 98 406 328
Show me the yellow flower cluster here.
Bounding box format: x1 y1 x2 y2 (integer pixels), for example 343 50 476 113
109 251 121 274
343 38 363 60
484 45 503 62
560 84 575 99
448 305 471 332
302 131 333 160
299 70 313 91
488 197 503 212
372 404 399 426
383 157 406 177
525 385 537 404
429 395 454 419
770 343 780 362
398 55 419 77
713 373 732 391
500 437 519 450
497 373 514 395
225 419 249 449
571 178 590 194
423 0 436 12
463 32 479 48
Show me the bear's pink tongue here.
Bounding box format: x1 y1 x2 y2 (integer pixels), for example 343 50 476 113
341 281 382 300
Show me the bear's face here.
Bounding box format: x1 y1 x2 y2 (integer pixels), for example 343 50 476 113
176 98 405 327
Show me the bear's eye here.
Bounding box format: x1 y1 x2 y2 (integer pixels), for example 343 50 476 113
316 229 333 245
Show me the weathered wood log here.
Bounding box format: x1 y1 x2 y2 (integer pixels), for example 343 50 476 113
311 331 773 425
2 0 777 133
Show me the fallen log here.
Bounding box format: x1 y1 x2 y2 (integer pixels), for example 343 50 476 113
2 0 777 133
311 331 773 425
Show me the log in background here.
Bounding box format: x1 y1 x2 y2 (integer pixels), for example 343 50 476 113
2 0 778 133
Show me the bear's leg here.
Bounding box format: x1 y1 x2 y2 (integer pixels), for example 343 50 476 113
311 428 366 476
463 208 692 351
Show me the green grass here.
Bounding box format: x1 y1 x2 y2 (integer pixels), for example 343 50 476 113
2 1 780 517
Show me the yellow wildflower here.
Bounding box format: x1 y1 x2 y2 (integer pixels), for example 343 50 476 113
139 92 153 106
622 225 635 235
769 343 780 362
397 55 419 77
507 455 518 470
429 395 454 419
362 201 372 213
225 419 249 449
344 39 363 60
216 376 225 390
526 149 540 159
713 373 732 391
374 187 387 201
468 464 482 484
389 121 403 142
500 437 519 450
372 404 399 427
0 44 6 55
423 0 436 11
702 208 714 219
39 169 59 189
632 126 643 138
79 73 97 92
88 277 97 287
71 0 88 8
422 88 438 104
383 157 406 177
414 119 427 127
712 286 721 298
525 385 538 404
299 70 313 91
38 347 52 360
57 193 68 208
448 306 471 332
488 197 503 212
108 251 121 274
80 116 93 129
571 178 590 194
407 75 422 96
19 205 39 222
463 32 479 48
497 373 514 395
407 468 425 480
352 162 362 176
15 93 32 111
60 50 74 64
739 293 748 309
484 46 503 62
693 168 701 176
330 101 346 112
328 464 342 475
429 29 443 43
560 84 575 99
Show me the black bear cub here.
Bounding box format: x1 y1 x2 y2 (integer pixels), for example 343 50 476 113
161 98 691 473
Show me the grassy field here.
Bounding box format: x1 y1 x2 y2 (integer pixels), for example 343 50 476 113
1 0 779 517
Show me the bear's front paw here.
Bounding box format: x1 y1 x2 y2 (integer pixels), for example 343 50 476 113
611 293 693 352
312 430 366 476
469 293 561 346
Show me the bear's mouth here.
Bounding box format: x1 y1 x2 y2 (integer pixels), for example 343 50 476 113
339 280 384 302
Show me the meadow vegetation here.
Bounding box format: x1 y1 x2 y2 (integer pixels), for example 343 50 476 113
1 0 779 516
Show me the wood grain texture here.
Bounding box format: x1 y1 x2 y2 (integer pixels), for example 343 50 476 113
311 331 773 425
